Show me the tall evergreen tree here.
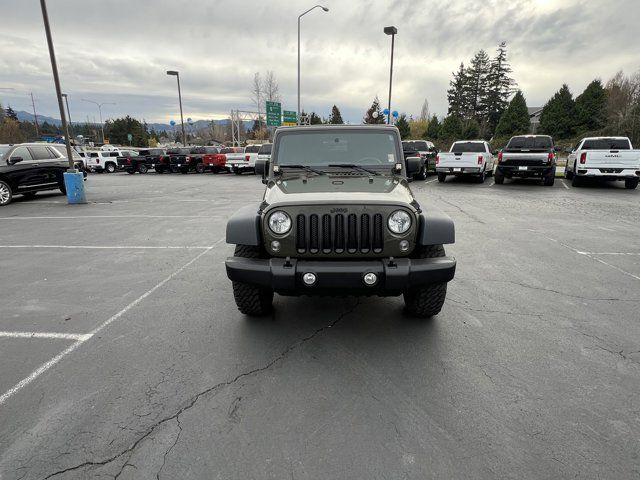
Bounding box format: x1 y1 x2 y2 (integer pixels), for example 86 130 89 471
447 63 468 117
425 115 440 139
309 112 322 125
328 105 344 124
484 41 517 131
465 50 492 120
5 105 18 121
395 114 411 139
575 79 607 132
439 115 463 140
363 96 385 124
495 90 531 137
539 84 577 139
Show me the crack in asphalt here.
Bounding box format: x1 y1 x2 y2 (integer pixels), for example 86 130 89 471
40 299 360 480
155 418 182 480
433 196 487 224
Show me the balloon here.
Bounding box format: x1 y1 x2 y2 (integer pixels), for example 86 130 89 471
169 120 176 126
187 117 193 124
383 108 390 115
392 111 399 117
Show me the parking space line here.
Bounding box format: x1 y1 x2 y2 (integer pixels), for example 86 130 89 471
561 180 570 189
0 239 222 407
0 331 92 341
425 179 438 184
488 181 495 187
0 245 213 250
0 215 222 220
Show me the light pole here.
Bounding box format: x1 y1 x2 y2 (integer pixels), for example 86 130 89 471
384 26 397 125
61 93 72 137
39 0 85 203
298 5 329 122
166 70 186 145
81 98 115 144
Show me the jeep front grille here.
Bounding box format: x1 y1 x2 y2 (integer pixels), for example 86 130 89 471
295 213 384 254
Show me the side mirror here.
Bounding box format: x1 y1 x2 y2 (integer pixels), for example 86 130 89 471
9 156 23 165
255 159 269 184
406 156 421 177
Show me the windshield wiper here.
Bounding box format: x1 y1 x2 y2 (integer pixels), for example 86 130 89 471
278 164 326 176
327 164 381 176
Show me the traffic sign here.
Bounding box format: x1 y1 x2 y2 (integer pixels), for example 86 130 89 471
266 101 282 127
127 133 133 142
283 110 297 126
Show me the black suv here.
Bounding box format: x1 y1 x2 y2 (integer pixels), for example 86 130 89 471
0 143 84 206
225 125 457 318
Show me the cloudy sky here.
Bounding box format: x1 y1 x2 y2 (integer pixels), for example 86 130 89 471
1 0 638 124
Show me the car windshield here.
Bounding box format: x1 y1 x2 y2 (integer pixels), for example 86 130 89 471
410 141 429 151
451 142 486 153
582 139 631 150
245 145 261 153
0 145 11 158
506 136 553 149
221 148 235 154
204 147 219 153
258 144 272 154
277 131 399 168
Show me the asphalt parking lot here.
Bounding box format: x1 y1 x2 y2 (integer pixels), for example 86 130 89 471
1 171 639 479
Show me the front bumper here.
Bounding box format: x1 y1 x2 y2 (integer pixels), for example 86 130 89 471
226 256 456 296
497 165 554 177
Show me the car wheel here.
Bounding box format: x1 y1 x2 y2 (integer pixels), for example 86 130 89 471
476 170 486 183
625 178 639 190
494 170 504 184
170 166 179 174
543 171 555 186
564 164 573 180
234 168 242 175
105 163 116 174
414 166 427 181
403 245 447 318
571 171 583 187
437 172 447 183
138 164 148 174
196 163 205 174
231 245 273 316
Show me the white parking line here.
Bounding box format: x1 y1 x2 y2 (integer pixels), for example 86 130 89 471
488 181 495 187
0 245 213 250
425 179 438 184
0 331 92 341
0 215 221 220
576 252 640 256
0 239 221 407
561 180 570 189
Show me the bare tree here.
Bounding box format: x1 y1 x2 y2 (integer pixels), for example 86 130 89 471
251 72 264 115
419 98 430 122
264 71 281 103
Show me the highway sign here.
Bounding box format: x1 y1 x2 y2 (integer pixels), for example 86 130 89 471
266 101 281 127
283 110 297 126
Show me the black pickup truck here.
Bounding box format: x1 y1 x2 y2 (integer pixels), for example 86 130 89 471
495 135 557 186
117 149 166 174
168 147 204 174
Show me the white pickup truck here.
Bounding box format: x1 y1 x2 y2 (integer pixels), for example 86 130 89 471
436 140 495 183
227 145 263 175
564 137 640 189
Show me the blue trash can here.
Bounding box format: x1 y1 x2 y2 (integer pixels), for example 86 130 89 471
63 171 87 204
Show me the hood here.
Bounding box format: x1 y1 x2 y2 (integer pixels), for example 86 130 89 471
263 174 418 209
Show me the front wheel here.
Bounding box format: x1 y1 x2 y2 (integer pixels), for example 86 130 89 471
625 177 639 190
105 163 116 174
543 170 555 186
437 172 447 183
571 173 583 187
231 245 273 316
494 170 505 184
414 166 427 181
403 245 447 318
138 164 149 174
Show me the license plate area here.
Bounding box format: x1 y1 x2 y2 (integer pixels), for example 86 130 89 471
519 166 528 171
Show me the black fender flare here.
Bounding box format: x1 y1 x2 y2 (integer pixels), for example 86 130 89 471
226 204 262 246
417 209 455 246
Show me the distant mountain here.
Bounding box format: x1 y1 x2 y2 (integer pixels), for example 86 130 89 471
14 111 253 131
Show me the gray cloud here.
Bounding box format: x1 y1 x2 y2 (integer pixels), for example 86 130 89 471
0 0 638 123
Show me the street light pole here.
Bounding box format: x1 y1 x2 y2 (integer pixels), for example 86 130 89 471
297 5 329 123
29 92 40 137
81 99 115 144
384 26 397 125
61 93 72 137
166 71 186 145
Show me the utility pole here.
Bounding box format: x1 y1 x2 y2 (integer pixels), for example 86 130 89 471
29 92 40 136
61 93 73 137
384 26 398 125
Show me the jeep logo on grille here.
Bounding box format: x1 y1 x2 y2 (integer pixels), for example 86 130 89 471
330 207 348 214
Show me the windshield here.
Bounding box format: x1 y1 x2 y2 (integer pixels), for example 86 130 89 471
451 142 486 153
245 145 261 153
258 144 272 154
506 136 553 149
582 138 631 150
410 141 429 151
0 145 11 158
221 148 235 154
277 131 400 168
168 148 191 154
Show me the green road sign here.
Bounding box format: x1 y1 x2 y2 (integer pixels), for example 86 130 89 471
283 110 297 126
266 101 282 127
127 133 133 142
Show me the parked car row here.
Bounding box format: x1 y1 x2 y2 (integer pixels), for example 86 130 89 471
0 142 87 206
433 135 640 189
112 144 273 176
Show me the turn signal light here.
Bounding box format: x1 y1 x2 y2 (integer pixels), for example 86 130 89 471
580 152 587 164
477 155 483 165
498 151 503 162
435 155 440 165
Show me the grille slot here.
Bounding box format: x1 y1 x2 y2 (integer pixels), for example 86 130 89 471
292 212 385 255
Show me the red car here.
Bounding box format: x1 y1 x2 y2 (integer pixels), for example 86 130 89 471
203 146 231 174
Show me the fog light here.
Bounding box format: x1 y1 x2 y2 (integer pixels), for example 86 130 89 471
399 240 410 252
363 272 377 286
271 240 281 252
302 272 317 286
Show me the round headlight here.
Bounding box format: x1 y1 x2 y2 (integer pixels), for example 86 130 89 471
388 210 411 234
268 210 291 235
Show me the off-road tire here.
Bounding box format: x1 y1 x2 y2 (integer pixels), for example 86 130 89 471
571 172 583 187
105 162 116 174
437 172 447 183
232 245 274 316
625 177 639 190
138 164 148 174
403 244 447 318
414 166 427 181
170 165 179 174
476 169 486 183
543 171 555 186
196 163 205 174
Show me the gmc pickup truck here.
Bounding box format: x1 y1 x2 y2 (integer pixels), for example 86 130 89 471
495 135 556 186
564 137 640 189
436 140 495 183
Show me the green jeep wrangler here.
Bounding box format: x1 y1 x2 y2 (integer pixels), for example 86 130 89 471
225 125 456 317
